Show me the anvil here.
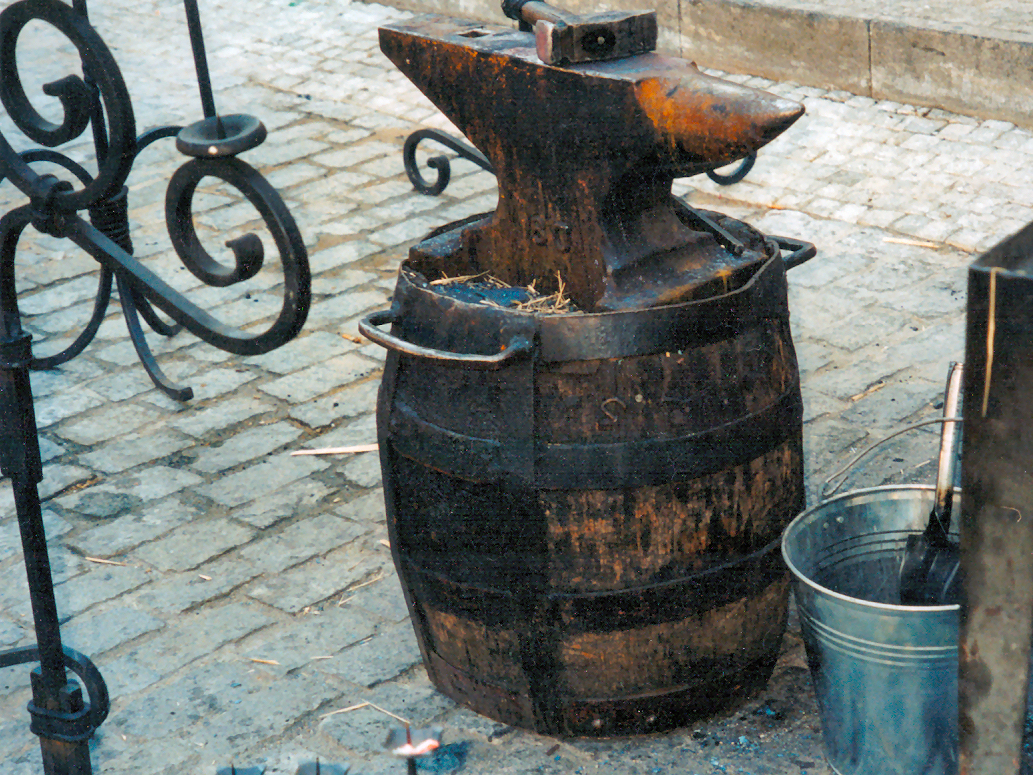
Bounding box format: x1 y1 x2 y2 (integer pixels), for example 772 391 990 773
380 15 804 311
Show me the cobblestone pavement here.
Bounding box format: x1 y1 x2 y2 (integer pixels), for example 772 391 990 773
0 0 1027 773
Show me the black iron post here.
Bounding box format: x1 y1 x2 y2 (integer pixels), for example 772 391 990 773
0 209 99 772
0 0 310 772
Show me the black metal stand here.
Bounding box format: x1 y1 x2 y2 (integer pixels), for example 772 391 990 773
0 0 310 772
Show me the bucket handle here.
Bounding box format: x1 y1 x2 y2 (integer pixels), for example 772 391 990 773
359 308 533 370
821 415 963 501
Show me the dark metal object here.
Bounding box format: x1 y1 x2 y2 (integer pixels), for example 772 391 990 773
13 0 285 400
771 234 817 270
501 0 657 65
401 3 760 200
215 767 266 775
899 361 963 605
706 152 756 185
0 1 310 773
672 198 746 255
958 221 1033 775
183 0 217 118
381 15 803 311
402 128 493 196
361 308 532 368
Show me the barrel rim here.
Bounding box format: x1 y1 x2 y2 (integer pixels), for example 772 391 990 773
396 246 793 362
781 484 960 614
399 247 785 323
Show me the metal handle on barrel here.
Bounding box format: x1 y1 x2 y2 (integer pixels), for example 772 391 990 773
769 235 817 270
359 309 533 370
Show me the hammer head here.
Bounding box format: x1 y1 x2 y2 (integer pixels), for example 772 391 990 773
536 10 657 65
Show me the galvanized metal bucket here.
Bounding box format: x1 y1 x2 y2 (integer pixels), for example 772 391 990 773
781 484 959 775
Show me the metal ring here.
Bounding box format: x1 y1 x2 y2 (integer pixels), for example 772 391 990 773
705 153 756 186
0 644 110 731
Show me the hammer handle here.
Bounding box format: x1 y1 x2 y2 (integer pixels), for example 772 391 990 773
501 0 573 30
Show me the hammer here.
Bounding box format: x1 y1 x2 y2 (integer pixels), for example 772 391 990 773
501 0 657 65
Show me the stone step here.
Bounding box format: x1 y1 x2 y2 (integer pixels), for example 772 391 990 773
390 0 1033 127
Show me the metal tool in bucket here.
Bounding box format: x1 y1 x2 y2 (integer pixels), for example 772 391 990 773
899 363 963 605
781 371 964 775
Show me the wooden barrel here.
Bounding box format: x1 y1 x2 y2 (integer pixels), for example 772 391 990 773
361 217 805 737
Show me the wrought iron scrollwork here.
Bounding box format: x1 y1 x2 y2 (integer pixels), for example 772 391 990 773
0 0 310 398
403 128 493 195
160 155 311 354
0 0 135 211
0 1 311 772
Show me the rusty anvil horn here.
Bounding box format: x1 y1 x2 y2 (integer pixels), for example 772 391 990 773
381 15 804 311
501 0 657 65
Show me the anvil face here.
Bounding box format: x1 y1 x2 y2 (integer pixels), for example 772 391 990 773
380 15 804 311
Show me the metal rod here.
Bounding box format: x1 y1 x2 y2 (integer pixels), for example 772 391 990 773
12 474 65 686
68 0 111 163
0 245 92 771
182 0 217 119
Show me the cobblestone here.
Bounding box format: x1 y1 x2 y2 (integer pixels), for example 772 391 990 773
127 602 275 675
0 0 1027 772
259 353 380 403
232 479 336 530
238 513 370 575
78 431 194 474
189 422 303 473
53 565 153 619
68 498 202 558
61 606 165 658
132 518 256 572
195 456 330 508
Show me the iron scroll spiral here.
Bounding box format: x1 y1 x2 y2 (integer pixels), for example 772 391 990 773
0 0 135 213
0 0 310 363
403 128 494 196
164 155 310 355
